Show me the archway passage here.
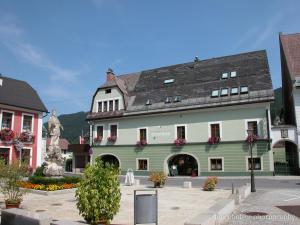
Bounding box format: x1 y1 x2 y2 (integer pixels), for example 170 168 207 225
99 154 120 168
273 140 299 175
168 154 198 176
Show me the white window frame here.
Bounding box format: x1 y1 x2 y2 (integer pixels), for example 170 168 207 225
136 158 149 171
0 146 12 164
97 101 103 112
208 121 222 139
108 123 119 137
174 124 187 141
208 157 224 172
245 156 263 171
19 147 33 167
0 110 15 130
21 113 34 133
94 124 105 139
137 127 148 142
244 119 261 137
96 97 122 112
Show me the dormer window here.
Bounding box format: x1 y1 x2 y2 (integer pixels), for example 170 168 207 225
105 89 111 94
240 86 248 94
221 73 228 79
211 90 219 98
115 99 119 110
97 98 121 112
220 88 229 96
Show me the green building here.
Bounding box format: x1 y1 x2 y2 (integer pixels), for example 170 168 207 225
85 50 274 176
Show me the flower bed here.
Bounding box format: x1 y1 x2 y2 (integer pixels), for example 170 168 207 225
19 181 78 191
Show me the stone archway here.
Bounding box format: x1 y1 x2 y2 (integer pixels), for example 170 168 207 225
164 153 199 176
273 140 299 175
98 153 120 168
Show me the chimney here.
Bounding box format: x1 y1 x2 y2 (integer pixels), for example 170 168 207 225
106 68 115 82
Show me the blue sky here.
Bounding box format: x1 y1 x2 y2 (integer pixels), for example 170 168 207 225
0 0 299 116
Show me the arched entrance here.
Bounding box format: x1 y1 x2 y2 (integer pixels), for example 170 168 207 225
273 140 299 175
166 153 199 176
98 154 120 168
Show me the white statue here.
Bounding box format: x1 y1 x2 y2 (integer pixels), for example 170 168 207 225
43 110 64 177
48 110 64 146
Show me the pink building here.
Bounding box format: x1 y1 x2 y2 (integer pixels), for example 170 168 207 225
0 75 48 169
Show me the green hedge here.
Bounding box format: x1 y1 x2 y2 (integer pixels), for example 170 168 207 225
29 176 81 185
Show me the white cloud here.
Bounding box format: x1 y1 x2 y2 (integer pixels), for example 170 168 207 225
0 13 82 85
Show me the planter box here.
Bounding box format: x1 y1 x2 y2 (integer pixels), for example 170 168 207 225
21 188 76 196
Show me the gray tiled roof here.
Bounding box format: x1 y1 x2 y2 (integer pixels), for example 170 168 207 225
88 50 273 120
0 75 48 112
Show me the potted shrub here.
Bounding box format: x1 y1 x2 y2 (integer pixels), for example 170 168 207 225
203 176 218 191
148 171 167 188
107 135 117 143
0 159 28 208
0 128 15 143
174 138 186 147
75 158 121 225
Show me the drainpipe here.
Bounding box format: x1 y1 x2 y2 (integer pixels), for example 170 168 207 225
266 109 271 150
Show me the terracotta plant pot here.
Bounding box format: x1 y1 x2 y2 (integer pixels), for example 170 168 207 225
96 220 108 225
5 202 21 209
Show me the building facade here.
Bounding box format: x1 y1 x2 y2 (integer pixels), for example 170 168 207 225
87 51 274 176
0 75 48 169
274 32 300 175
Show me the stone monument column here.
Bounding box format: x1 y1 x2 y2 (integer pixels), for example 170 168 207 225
43 110 64 176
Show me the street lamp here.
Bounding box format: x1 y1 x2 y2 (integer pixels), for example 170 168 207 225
247 128 256 193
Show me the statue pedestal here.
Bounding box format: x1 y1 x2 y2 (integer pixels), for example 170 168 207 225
43 162 63 177
43 145 64 177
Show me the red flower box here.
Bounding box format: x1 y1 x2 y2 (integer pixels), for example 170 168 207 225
245 135 259 143
136 140 147 147
107 136 117 142
19 131 34 143
0 129 15 142
174 138 186 147
94 136 103 143
208 136 220 145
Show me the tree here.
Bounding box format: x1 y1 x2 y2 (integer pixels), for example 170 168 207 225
75 158 121 225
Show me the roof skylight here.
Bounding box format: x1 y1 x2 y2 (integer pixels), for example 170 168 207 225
230 71 237 78
221 73 229 79
211 90 219 98
145 99 152 105
231 87 238 95
164 79 174 84
221 88 229 96
174 96 182 102
240 86 248 94
165 97 172 103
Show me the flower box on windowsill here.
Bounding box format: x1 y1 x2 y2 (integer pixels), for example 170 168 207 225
136 140 147 147
18 131 35 143
208 136 221 145
107 136 117 143
174 138 186 147
93 136 103 144
0 128 15 143
245 135 259 144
